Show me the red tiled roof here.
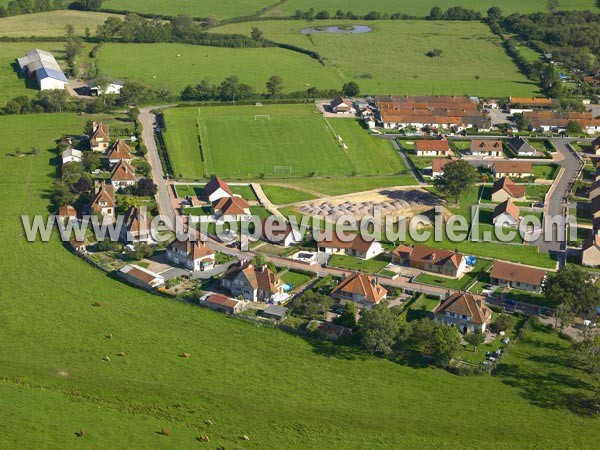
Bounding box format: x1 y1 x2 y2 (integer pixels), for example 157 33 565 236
470 139 502 153
415 139 449 152
409 245 464 269
212 196 250 216
205 294 239 309
107 140 131 160
331 272 387 303
493 161 532 174
489 261 546 286
168 239 214 260
110 160 136 181
433 292 492 324
493 199 520 222
90 182 114 211
316 233 377 253
491 177 526 199
205 176 232 196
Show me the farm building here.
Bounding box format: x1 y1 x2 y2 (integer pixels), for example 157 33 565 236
89 121 110 152
492 161 533 179
470 139 503 157
17 49 67 90
330 272 387 306
415 138 450 157
87 78 124 95
107 140 132 166
199 294 242 314
432 292 492 333
330 97 356 115
316 233 383 260
221 260 286 303
489 261 546 293
120 206 155 244
401 245 466 278
493 199 520 227
110 160 136 188
507 137 536 157
491 177 526 202
166 239 215 272
118 264 165 290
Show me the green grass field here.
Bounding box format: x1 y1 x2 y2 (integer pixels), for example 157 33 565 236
0 10 118 37
211 20 540 96
96 42 342 95
103 0 274 19
1 112 600 447
266 0 598 17
261 184 318 204
162 104 406 180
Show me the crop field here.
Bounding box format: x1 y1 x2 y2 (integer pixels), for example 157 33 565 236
96 42 342 95
1 113 600 447
266 0 598 17
162 104 405 180
103 0 275 19
0 10 118 37
0 41 67 103
211 20 540 97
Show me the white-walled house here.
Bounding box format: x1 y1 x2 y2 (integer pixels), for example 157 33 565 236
204 176 233 203
433 292 492 333
317 234 383 260
166 239 215 272
61 148 82 164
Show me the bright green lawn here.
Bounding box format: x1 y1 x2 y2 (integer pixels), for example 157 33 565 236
0 10 118 37
103 0 274 19
533 164 559 180
211 20 540 96
261 184 317 204
414 259 492 291
280 175 417 196
96 42 342 95
517 45 543 63
327 253 390 273
1 113 599 447
280 269 314 288
162 108 205 179
266 0 598 17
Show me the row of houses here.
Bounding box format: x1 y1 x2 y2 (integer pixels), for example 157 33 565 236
414 137 536 159
523 111 600 135
582 163 600 266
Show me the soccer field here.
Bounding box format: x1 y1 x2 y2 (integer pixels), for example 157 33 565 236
163 104 406 180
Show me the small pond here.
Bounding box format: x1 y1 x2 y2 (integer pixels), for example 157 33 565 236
301 25 371 34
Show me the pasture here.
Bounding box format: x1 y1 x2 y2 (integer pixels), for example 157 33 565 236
1 113 600 447
0 10 118 37
211 20 540 97
266 0 598 17
103 0 274 19
162 104 406 180
96 42 342 95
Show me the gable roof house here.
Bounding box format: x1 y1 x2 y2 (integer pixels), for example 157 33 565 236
493 199 520 227
221 260 285 303
61 148 82 165
107 140 132 166
204 176 233 203
433 292 492 333
212 196 251 220
199 293 242 314
492 161 533 179
330 272 388 307
589 178 600 200
491 177 526 202
110 160 136 188
489 261 546 293
591 136 600 155
470 139 503 157
591 195 600 220
261 219 303 247
88 78 124 96
89 121 110 152
317 233 383 260
431 158 454 178
330 97 356 115
118 264 165 290
57 205 77 223
508 137 536 157
89 182 115 222
166 239 215 272
582 234 600 267
120 206 155 244
407 245 466 278
415 138 450 157
17 49 67 90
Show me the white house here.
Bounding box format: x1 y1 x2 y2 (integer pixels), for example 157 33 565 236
204 176 233 203
262 219 303 247
61 148 82 164
118 264 165 290
470 139 503 157
120 206 155 244
316 233 383 260
508 137 536 157
433 292 492 333
330 97 356 115
166 239 215 272
493 199 520 227
88 78 124 95
110 160 136 188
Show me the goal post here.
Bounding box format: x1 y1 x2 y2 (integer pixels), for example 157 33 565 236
274 165 292 174
255 114 270 121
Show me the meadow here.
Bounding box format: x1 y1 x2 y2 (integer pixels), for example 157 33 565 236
96 42 343 95
162 104 406 180
0 10 118 37
103 0 274 19
1 112 600 447
211 20 540 96
266 0 598 17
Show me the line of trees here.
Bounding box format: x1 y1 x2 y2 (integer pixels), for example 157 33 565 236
427 6 483 21
0 0 103 17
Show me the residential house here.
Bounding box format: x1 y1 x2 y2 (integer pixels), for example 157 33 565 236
592 196 600 220
199 293 242 314
508 137 536 157
166 239 215 272
89 182 115 222
110 160 136 188
415 138 449 157
330 97 356 115
120 206 155 244
582 234 600 266
493 199 520 227
204 176 233 203
431 158 454 178
118 264 165 290
212 196 251 221
589 178 600 199
407 245 466 278
57 205 77 222
491 177 526 202
61 148 82 164
221 261 285 303
261 218 303 247
432 292 492 333
524 110 600 134
489 261 546 293
262 304 289 321
316 233 383 260
508 97 557 114
88 78 123 95
391 244 413 265
470 139 503 157
592 136 600 155
89 121 110 152
492 161 533 179
107 140 132 166
330 272 388 306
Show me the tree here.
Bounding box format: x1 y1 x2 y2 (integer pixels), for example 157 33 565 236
566 120 582 134
359 301 400 356
544 265 600 328
252 252 268 267
465 330 485 352
290 291 333 318
341 81 360 97
486 7 502 21
82 151 102 172
433 159 478 204
547 0 560 14
315 10 329 20
426 48 443 58
575 327 600 407
74 175 91 194
30 146 40 156
127 107 140 122
428 324 462 365
338 301 358 328
266 75 283 98
250 27 263 40
136 178 157 196
490 314 513 334
428 6 443 20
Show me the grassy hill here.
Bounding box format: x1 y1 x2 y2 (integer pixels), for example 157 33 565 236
1 113 600 448
0 10 119 37
103 0 275 19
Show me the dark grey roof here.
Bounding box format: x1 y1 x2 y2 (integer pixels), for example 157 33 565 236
263 304 288 318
